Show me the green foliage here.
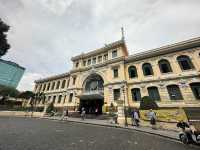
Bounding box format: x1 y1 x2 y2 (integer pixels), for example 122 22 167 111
140 96 158 110
46 102 54 113
0 18 10 57
17 91 34 99
0 85 19 97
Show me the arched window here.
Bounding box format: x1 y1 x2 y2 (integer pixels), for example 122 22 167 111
47 83 51 91
128 66 138 78
167 85 183 100
52 95 56 103
58 95 62 103
61 80 66 89
131 88 141 101
51 82 55 90
142 63 153 76
56 81 60 89
177 55 194 70
67 79 70 87
190 83 200 100
42 96 46 104
158 59 172 73
42 84 46 91
39 85 42 92
147 86 160 101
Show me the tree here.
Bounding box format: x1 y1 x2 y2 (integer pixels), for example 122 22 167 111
30 92 45 113
18 91 35 99
140 96 158 110
0 85 19 98
0 18 10 57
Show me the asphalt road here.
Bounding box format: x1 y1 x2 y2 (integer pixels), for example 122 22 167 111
0 117 198 150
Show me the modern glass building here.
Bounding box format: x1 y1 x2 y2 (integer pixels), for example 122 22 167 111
0 59 25 88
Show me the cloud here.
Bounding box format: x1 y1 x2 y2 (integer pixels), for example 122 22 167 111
17 72 44 91
0 0 200 91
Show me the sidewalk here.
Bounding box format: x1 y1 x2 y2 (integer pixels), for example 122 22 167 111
42 116 179 141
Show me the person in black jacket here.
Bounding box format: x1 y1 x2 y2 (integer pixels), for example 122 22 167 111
177 120 190 131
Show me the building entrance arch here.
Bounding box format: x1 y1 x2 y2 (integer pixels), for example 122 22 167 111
79 73 104 114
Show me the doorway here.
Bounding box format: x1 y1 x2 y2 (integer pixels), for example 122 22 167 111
79 99 104 114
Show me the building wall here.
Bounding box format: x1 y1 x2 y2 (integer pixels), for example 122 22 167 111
0 59 25 88
32 41 200 111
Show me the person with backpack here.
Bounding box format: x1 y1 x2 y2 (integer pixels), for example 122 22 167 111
148 109 157 129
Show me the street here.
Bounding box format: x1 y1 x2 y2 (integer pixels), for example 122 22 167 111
0 117 198 150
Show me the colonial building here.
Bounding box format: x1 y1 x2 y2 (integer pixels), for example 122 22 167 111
32 37 200 113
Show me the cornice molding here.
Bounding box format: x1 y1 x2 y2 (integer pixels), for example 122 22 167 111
127 74 200 85
126 37 200 63
71 39 127 61
35 72 70 83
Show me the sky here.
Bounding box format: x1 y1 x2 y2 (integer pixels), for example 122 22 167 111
0 0 200 91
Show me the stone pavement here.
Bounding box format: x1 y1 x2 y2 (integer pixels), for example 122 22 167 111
42 116 179 141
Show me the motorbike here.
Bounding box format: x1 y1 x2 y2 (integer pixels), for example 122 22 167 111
177 120 200 144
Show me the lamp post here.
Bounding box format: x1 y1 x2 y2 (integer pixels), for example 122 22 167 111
121 85 128 127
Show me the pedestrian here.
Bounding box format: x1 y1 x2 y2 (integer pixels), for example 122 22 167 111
134 109 140 127
81 107 86 120
60 109 66 121
148 109 157 129
132 109 140 127
95 107 98 116
65 109 69 119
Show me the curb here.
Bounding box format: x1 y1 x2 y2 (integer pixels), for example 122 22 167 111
42 117 179 141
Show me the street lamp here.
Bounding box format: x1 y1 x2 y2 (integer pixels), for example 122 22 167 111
121 85 128 127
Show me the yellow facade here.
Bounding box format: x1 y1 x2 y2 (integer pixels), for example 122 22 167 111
31 37 200 112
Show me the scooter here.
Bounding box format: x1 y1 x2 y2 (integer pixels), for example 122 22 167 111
177 121 200 144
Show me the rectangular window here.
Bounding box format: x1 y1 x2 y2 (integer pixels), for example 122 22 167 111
113 89 120 101
88 59 91 65
98 56 102 63
69 93 73 102
104 54 108 61
75 62 79 68
112 50 117 58
113 68 118 78
73 77 76 85
92 57 96 64
83 60 86 66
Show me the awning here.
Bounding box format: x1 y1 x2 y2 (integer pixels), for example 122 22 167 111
77 93 104 100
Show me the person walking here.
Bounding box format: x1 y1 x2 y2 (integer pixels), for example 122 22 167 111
60 108 67 121
132 109 140 127
81 107 86 120
95 107 98 116
148 109 157 129
134 109 140 127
